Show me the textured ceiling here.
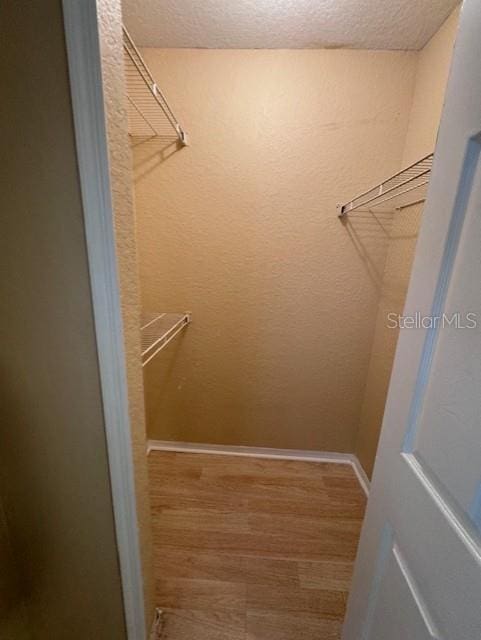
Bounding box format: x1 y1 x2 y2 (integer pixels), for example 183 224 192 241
122 0 459 50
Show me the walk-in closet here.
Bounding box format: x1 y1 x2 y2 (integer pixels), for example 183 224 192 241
107 0 458 640
1 1 466 639
119 1 460 637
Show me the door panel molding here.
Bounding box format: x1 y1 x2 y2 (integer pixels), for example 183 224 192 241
402 453 481 554
391 543 440 640
362 524 440 640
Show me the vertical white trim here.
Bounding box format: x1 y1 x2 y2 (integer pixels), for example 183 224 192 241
350 455 371 497
62 2 146 638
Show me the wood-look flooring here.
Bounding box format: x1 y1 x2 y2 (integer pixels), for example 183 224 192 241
149 451 366 640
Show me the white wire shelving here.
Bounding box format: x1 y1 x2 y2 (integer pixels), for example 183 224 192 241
338 153 434 218
141 312 191 367
123 26 188 144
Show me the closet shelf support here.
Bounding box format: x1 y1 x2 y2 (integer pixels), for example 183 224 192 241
123 26 188 144
141 312 191 367
338 153 434 217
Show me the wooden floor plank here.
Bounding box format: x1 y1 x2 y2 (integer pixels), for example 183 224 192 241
199 457 356 479
153 508 250 533
247 494 366 519
247 584 346 619
246 611 342 640
298 559 356 592
149 451 366 640
156 578 246 612
160 609 246 640
154 550 299 587
153 527 359 561
247 512 363 539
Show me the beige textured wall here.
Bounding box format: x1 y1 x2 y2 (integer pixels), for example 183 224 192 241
134 49 417 450
402 6 461 166
0 1 126 638
97 0 155 628
355 6 460 478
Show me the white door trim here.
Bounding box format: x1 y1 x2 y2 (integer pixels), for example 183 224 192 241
147 439 371 496
62 2 146 638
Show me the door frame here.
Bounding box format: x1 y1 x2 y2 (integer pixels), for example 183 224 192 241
62 1 146 638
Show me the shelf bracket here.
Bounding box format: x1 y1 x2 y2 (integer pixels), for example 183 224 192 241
338 153 434 218
141 312 191 367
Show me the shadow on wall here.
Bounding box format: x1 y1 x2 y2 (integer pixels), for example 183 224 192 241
346 205 423 314
340 211 394 291
132 136 186 182
354 202 424 478
143 329 188 440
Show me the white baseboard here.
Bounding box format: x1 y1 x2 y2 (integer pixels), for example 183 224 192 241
147 440 370 496
349 455 371 497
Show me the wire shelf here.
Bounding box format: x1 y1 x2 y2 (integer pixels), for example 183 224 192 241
338 153 434 217
123 26 187 144
140 312 191 367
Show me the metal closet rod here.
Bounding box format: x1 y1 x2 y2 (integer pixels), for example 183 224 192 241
338 152 434 217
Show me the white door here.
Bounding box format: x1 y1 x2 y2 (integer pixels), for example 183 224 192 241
343 2 481 639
